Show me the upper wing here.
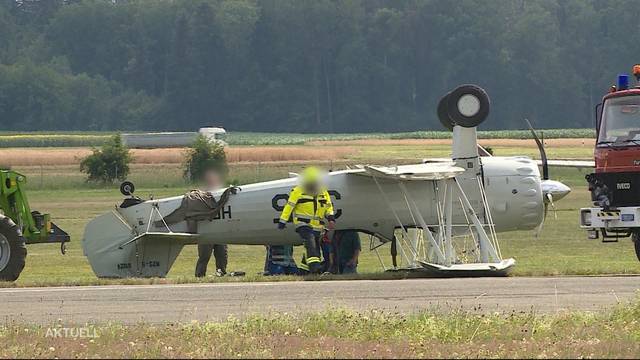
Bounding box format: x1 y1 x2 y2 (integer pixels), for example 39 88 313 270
539 159 594 169
353 163 464 181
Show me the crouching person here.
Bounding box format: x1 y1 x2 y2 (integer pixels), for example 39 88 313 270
264 245 299 275
334 230 360 274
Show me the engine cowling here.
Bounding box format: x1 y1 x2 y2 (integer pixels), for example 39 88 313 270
482 156 545 232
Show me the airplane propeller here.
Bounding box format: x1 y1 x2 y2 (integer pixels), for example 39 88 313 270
525 119 548 181
525 119 571 234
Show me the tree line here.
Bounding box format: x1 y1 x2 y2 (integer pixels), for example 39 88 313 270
1 0 639 133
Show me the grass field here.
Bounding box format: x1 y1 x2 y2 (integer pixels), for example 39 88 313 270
13 181 639 288
0 138 636 287
1 137 638 358
2 299 640 358
5 167 639 287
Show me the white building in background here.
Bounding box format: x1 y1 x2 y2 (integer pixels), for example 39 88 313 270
122 127 227 148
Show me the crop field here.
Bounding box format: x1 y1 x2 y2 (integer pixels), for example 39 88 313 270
0 138 594 168
0 146 358 167
0 136 637 288
0 129 596 147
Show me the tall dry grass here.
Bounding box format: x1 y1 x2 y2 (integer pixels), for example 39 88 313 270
0 146 357 167
225 146 355 162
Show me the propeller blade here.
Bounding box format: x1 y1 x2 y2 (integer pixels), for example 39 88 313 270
534 218 544 238
545 192 557 220
533 203 546 237
525 118 549 180
535 196 555 238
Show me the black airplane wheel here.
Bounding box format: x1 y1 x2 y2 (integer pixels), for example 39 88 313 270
120 181 135 196
438 91 454 131
0 216 27 282
445 84 490 128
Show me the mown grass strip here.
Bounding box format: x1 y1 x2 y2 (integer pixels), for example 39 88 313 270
1 299 639 358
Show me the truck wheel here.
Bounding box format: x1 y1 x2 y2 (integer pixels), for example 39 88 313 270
0 216 27 281
634 232 640 262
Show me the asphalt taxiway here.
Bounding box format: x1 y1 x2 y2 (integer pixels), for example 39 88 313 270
1 276 637 324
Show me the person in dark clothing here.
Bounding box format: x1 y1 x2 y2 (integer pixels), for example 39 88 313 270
194 169 228 277
333 230 361 274
321 231 335 273
195 244 228 277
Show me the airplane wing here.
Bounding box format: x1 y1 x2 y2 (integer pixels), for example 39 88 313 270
539 159 594 169
354 163 464 181
422 158 594 169
422 157 454 164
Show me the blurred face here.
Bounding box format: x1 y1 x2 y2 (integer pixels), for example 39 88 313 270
303 180 319 194
301 168 326 194
204 170 222 189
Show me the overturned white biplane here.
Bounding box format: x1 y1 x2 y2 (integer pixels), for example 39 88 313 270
83 84 571 278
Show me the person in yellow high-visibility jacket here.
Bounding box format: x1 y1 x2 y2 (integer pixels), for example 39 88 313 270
277 166 335 274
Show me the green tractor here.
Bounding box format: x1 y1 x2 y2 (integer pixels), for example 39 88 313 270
0 170 69 281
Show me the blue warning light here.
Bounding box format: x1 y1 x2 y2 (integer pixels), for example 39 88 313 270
618 74 630 90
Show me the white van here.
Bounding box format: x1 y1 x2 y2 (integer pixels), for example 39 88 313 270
122 127 227 148
198 127 227 146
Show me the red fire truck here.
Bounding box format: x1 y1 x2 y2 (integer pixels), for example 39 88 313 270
581 65 640 261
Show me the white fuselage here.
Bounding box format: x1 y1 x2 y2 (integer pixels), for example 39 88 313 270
114 156 544 246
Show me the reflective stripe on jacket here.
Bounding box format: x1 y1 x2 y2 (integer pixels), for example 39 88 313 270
299 254 321 271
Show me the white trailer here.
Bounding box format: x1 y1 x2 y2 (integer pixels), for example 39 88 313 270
122 127 226 148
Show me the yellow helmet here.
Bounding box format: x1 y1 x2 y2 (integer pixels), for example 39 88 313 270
300 166 321 186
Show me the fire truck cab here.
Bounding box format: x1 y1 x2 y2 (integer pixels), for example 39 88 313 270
580 66 640 261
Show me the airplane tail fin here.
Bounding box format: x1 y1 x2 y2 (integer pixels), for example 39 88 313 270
83 211 196 278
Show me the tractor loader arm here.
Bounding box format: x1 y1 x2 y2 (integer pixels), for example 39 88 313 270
0 170 69 246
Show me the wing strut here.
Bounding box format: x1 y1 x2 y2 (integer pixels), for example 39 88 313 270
367 167 513 275
371 175 414 267
118 202 199 249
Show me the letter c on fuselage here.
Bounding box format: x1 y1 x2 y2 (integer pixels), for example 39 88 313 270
271 190 342 221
